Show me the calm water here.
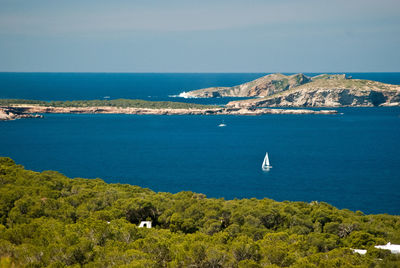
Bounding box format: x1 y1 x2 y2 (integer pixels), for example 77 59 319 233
1 72 400 104
1 73 400 214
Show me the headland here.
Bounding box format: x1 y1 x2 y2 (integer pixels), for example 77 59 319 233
0 98 337 121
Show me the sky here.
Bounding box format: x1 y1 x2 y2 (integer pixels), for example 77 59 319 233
0 0 399 72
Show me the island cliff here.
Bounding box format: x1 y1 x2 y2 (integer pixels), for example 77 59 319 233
180 73 400 108
227 78 400 108
180 73 310 98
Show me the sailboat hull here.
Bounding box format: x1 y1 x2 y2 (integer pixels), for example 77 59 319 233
262 165 272 171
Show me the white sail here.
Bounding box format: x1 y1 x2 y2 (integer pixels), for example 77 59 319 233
265 153 270 166
262 152 272 170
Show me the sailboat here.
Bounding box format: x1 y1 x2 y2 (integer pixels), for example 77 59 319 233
218 120 227 127
262 152 272 171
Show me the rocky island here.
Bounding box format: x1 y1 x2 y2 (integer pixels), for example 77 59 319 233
4 73 398 121
180 73 311 98
0 98 336 121
180 73 400 108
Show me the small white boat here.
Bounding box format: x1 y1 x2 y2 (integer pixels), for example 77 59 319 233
262 152 272 171
218 123 227 127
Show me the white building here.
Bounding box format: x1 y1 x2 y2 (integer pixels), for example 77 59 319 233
375 242 400 254
138 221 152 228
351 249 367 255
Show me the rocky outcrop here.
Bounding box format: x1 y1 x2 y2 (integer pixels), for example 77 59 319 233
181 72 400 108
227 78 400 108
179 73 311 98
0 107 43 121
4 104 337 118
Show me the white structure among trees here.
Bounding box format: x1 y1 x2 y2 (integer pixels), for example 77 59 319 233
375 242 400 254
138 221 152 228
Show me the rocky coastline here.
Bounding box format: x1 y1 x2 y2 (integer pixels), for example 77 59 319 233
0 106 43 121
180 73 400 108
0 104 337 121
227 88 400 108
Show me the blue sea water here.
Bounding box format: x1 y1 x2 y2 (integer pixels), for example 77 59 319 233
1 72 400 104
1 73 400 214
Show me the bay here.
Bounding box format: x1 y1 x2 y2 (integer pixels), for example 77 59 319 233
1 73 400 214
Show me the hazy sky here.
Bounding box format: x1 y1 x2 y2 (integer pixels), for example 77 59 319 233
0 0 399 72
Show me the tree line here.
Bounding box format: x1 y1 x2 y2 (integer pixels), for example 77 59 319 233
0 157 399 267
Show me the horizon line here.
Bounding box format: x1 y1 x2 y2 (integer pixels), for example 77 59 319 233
1 71 400 74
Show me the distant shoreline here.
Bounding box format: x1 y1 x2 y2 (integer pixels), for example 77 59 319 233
0 104 337 121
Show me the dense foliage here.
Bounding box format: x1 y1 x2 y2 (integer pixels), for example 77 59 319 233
0 157 399 267
0 99 218 109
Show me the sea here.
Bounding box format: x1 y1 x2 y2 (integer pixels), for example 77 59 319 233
0 72 399 215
